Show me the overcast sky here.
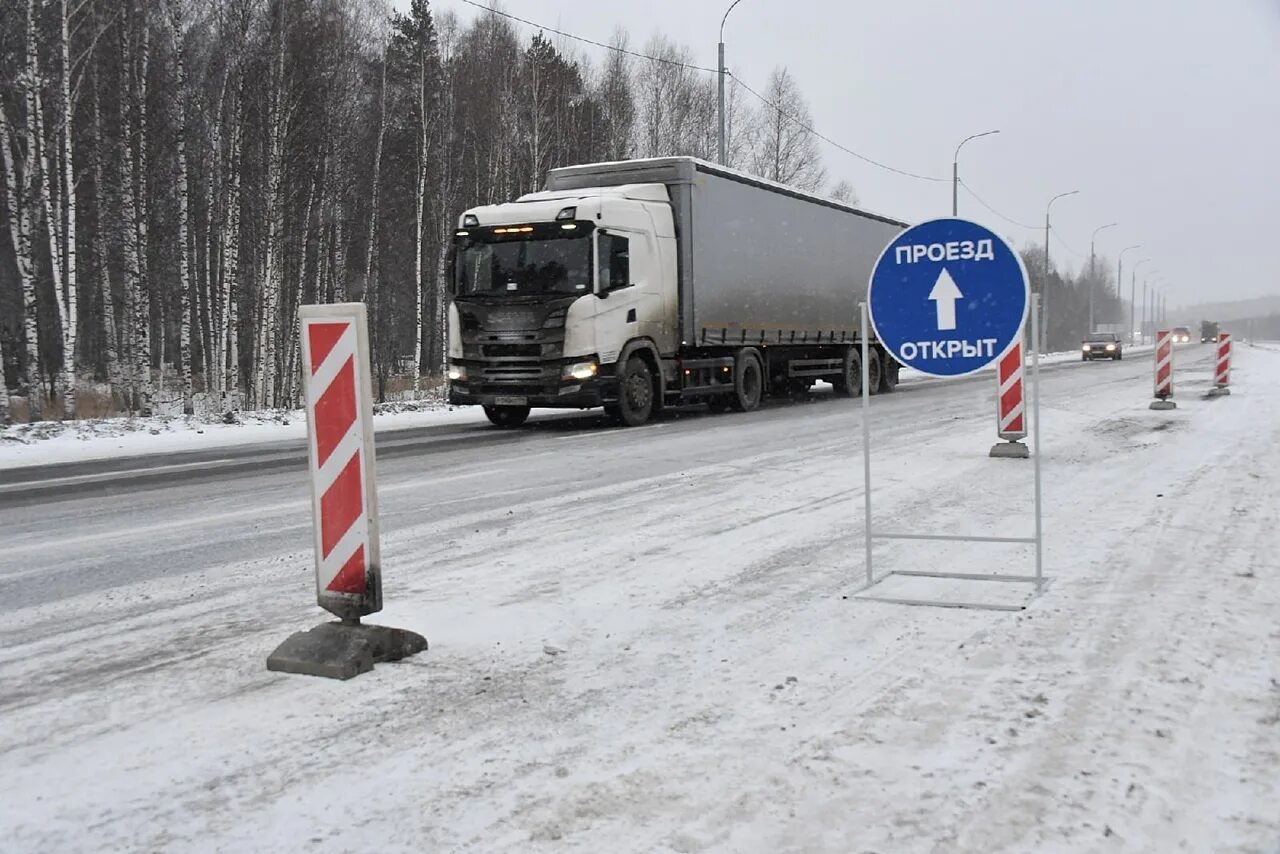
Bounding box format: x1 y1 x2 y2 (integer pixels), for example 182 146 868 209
411 0 1280 308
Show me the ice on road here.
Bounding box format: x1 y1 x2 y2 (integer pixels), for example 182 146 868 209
0 344 1277 852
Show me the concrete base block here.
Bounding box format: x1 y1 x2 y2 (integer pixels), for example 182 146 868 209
989 441 1030 459
1149 399 1177 410
1208 387 1231 397
267 620 428 680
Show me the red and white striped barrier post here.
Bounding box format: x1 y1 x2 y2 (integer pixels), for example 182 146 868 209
990 340 1030 458
1211 332 1232 396
302 305 381 615
1150 329 1176 410
267 303 427 680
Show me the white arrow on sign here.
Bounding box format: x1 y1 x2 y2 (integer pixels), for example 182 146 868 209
928 267 963 331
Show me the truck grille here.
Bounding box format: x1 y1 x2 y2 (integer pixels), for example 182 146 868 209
482 343 544 358
481 366 544 380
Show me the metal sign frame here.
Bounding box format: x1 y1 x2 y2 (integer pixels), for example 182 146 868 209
856 295 1046 612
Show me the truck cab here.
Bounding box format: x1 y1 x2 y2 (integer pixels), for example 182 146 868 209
447 186 677 428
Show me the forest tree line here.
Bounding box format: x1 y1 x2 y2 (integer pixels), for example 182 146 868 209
1 0 1121 424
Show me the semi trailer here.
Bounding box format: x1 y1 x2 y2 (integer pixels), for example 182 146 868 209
446 157 907 428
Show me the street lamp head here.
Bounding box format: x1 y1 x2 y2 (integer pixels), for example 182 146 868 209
1093 222 1118 240
721 0 746 39
954 129 1000 163
1047 190 1080 213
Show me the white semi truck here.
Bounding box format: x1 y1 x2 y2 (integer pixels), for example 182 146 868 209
447 157 906 427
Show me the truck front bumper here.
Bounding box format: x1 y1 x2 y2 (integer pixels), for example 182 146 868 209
448 376 615 409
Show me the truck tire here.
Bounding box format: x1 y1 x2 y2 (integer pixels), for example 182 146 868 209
731 349 764 412
615 356 655 426
866 349 883 396
834 347 862 397
483 404 530 428
878 356 899 393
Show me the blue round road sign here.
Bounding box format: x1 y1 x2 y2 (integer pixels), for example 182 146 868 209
869 218 1029 378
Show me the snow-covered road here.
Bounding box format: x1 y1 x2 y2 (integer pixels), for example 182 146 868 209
2 343 1277 852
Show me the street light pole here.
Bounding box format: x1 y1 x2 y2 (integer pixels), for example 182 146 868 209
1118 244 1142 344
1088 222 1118 334
1144 272 1162 343
1131 258 1150 345
717 0 745 166
952 130 999 216
1043 190 1079 350
1141 280 1148 344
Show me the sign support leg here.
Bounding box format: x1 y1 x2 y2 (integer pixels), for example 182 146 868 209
861 301 873 588
1031 294 1044 592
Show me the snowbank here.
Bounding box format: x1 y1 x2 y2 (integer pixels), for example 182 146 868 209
0 400 487 470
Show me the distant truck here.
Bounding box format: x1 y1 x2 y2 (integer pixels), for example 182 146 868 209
446 157 907 427
1200 321 1219 343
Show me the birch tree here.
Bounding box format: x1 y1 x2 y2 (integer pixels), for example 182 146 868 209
20 0 44 419
391 0 440 395
254 1 287 409
53 0 79 418
0 95 39 421
750 67 826 192
596 30 633 162
828 179 857 205
167 0 194 414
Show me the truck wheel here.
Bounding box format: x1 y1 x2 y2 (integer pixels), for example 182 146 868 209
616 356 655 426
731 350 763 412
483 404 530 428
834 347 862 397
866 349 883 396
878 357 899 393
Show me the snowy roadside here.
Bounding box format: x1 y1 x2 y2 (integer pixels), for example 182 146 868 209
0 343 1273 852
0 397 486 470
0 343 1160 472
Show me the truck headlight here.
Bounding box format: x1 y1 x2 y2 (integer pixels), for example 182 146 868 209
448 365 467 382
563 361 598 381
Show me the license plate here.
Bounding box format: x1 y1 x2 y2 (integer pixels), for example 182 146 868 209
493 396 527 406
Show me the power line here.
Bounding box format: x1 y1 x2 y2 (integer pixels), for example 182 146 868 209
453 0 720 73
1052 227 1082 257
452 0 947 184
730 75 946 183
958 179 1038 229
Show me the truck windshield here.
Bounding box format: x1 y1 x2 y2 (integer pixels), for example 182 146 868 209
454 224 593 298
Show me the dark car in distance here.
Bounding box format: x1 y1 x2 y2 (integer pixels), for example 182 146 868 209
1082 332 1123 361
1173 326 1193 344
